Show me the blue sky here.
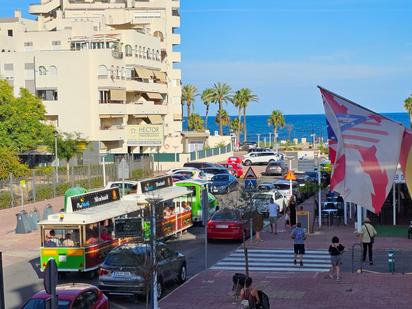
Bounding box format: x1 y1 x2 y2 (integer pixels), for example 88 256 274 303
2 0 412 115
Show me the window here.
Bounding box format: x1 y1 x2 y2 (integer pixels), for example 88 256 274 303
38 66 47 76
156 50 160 61
97 65 108 78
23 41 33 51
42 228 80 247
134 45 138 57
142 47 146 59
99 90 110 103
138 46 142 58
51 40 61 50
7 29 13 37
48 65 57 76
125 44 132 57
37 89 58 101
147 48 151 60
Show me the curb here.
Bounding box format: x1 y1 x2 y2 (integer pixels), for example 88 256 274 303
159 271 202 304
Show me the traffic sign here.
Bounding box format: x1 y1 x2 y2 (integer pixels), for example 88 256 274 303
243 167 257 179
117 158 130 180
285 170 296 181
44 258 57 295
245 179 257 191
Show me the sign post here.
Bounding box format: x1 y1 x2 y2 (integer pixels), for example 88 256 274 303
244 167 257 244
44 259 58 309
202 189 209 271
19 180 26 210
117 158 130 197
0 252 5 309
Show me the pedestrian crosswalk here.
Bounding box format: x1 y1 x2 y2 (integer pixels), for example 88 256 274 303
210 248 331 272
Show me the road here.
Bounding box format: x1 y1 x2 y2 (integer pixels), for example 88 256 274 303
4 226 240 309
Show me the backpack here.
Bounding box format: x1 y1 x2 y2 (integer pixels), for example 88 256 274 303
256 290 270 309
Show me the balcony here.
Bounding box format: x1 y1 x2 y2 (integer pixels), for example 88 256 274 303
98 128 125 141
171 33 181 45
29 0 60 15
112 50 123 59
170 51 181 63
125 80 167 93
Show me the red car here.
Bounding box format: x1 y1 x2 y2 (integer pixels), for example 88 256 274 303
207 208 250 241
21 283 109 309
220 163 243 178
227 156 242 165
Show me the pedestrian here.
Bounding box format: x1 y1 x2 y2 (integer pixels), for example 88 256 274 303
289 195 297 227
240 276 260 309
359 217 377 265
291 222 306 266
252 202 264 241
328 236 345 281
284 206 291 230
267 198 279 234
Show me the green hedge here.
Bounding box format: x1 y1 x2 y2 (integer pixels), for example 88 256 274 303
0 192 12 210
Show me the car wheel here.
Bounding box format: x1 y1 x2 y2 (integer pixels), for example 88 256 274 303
177 264 187 284
244 160 252 166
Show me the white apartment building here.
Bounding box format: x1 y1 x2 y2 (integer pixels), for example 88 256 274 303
0 0 183 161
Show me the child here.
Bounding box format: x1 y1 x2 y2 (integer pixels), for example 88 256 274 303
328 236 345 281
284 207 290 230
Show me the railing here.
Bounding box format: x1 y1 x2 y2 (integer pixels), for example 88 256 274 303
152 153 180 163
190 143 232 162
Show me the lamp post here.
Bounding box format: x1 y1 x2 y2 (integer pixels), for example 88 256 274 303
146 195 162 309
54 131 59 182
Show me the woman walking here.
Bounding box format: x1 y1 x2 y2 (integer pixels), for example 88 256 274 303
359 217 377 265
328 236 345 281
289 195 297 227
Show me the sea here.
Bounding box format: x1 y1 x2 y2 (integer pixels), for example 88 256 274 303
183 113 410 143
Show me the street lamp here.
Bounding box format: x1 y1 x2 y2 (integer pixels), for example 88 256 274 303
146 195 162 309
53 131 59 182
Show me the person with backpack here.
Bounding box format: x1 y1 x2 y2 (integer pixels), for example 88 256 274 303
328 236 345 281
240 277 259 309
358 217 377 265
291 222 306 266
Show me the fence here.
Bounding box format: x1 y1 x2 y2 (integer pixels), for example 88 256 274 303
0 156 153 210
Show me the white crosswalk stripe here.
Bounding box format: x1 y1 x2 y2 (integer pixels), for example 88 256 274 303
210 248 331 272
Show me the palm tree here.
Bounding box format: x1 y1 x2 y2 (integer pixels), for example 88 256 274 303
232 90 244 143
267 110 285 149
215 109 230 131
181 84 198 129
230 118 243 141
201 88 214 130
188 113 204 132
211 82 232 135
404 95 412 128
237 88 258 143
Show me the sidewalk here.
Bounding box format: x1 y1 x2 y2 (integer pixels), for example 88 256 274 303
0 197 63 267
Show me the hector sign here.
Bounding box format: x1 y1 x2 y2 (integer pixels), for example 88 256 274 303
127 124 163 146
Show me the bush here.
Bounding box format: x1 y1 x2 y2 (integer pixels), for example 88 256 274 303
0 191 12 209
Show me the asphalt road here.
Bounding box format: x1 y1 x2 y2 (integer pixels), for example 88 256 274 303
3 226 241 309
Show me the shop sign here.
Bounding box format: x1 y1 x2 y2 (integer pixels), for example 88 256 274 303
127 124 163 146
70 188 120 211
141 176 172 193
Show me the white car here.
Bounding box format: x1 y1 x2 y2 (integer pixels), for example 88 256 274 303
251 190 287 213
273 179 302 201
242 152 283 166
167 167 211 180
105 181 138 195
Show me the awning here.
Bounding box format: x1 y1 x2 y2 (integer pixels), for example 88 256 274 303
134 67 153 79
110 89 126 101
153 71 167 83
148 115 163 124
146 92 163 100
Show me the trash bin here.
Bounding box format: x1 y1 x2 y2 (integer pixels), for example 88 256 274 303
15 210 32 234
28 210 38 231
388 249 395 273
32 208 40 223
42 204 53 220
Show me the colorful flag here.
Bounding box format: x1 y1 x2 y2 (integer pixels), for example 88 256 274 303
320 87 404 213
399 129 412 193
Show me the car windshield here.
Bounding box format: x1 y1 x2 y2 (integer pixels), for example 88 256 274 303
212 211 238 221
253 193 272 200
22 299 70 309
212 175 228 181
105 248 149 267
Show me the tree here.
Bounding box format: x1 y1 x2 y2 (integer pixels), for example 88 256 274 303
267 110 285 149
211 82 232 135
230 118 243 144
56 132 88 180
232 90 244 144
188 113 204 132
238 88 258 144
0 147 29 180
201 88 214 129
404 95 412 128
215 109 230 132
181 84 198 128
0 80 54 152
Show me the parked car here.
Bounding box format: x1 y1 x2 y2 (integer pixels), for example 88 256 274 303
219 163 243 178
105 181 138 195
168 167 211 180
251 190 286 213
207 208 249 241
208 174 238 194
242 152 282 166
98 242 186 299
227 156 243 165
257 182 276 192
304 170 330 185
240 142 257 150
171 174 191 183
183 162 221 169
201 167 230 180
265 160 288 176
247 147 273 153
22 283 109 309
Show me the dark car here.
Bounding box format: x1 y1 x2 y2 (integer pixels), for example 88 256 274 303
98 242 186 299
304 171 330 184
183 162 220 169
209 174 238 194
265 160 288 176
22 283 109 309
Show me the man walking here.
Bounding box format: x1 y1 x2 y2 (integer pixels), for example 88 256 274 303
291 222 306 266
268 198 279 234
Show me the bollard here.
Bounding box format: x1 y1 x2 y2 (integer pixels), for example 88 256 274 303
15 210 32 234
388 249 395 273
42 204 53 220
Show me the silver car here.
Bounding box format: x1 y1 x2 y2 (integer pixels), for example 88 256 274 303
98 242 186 299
